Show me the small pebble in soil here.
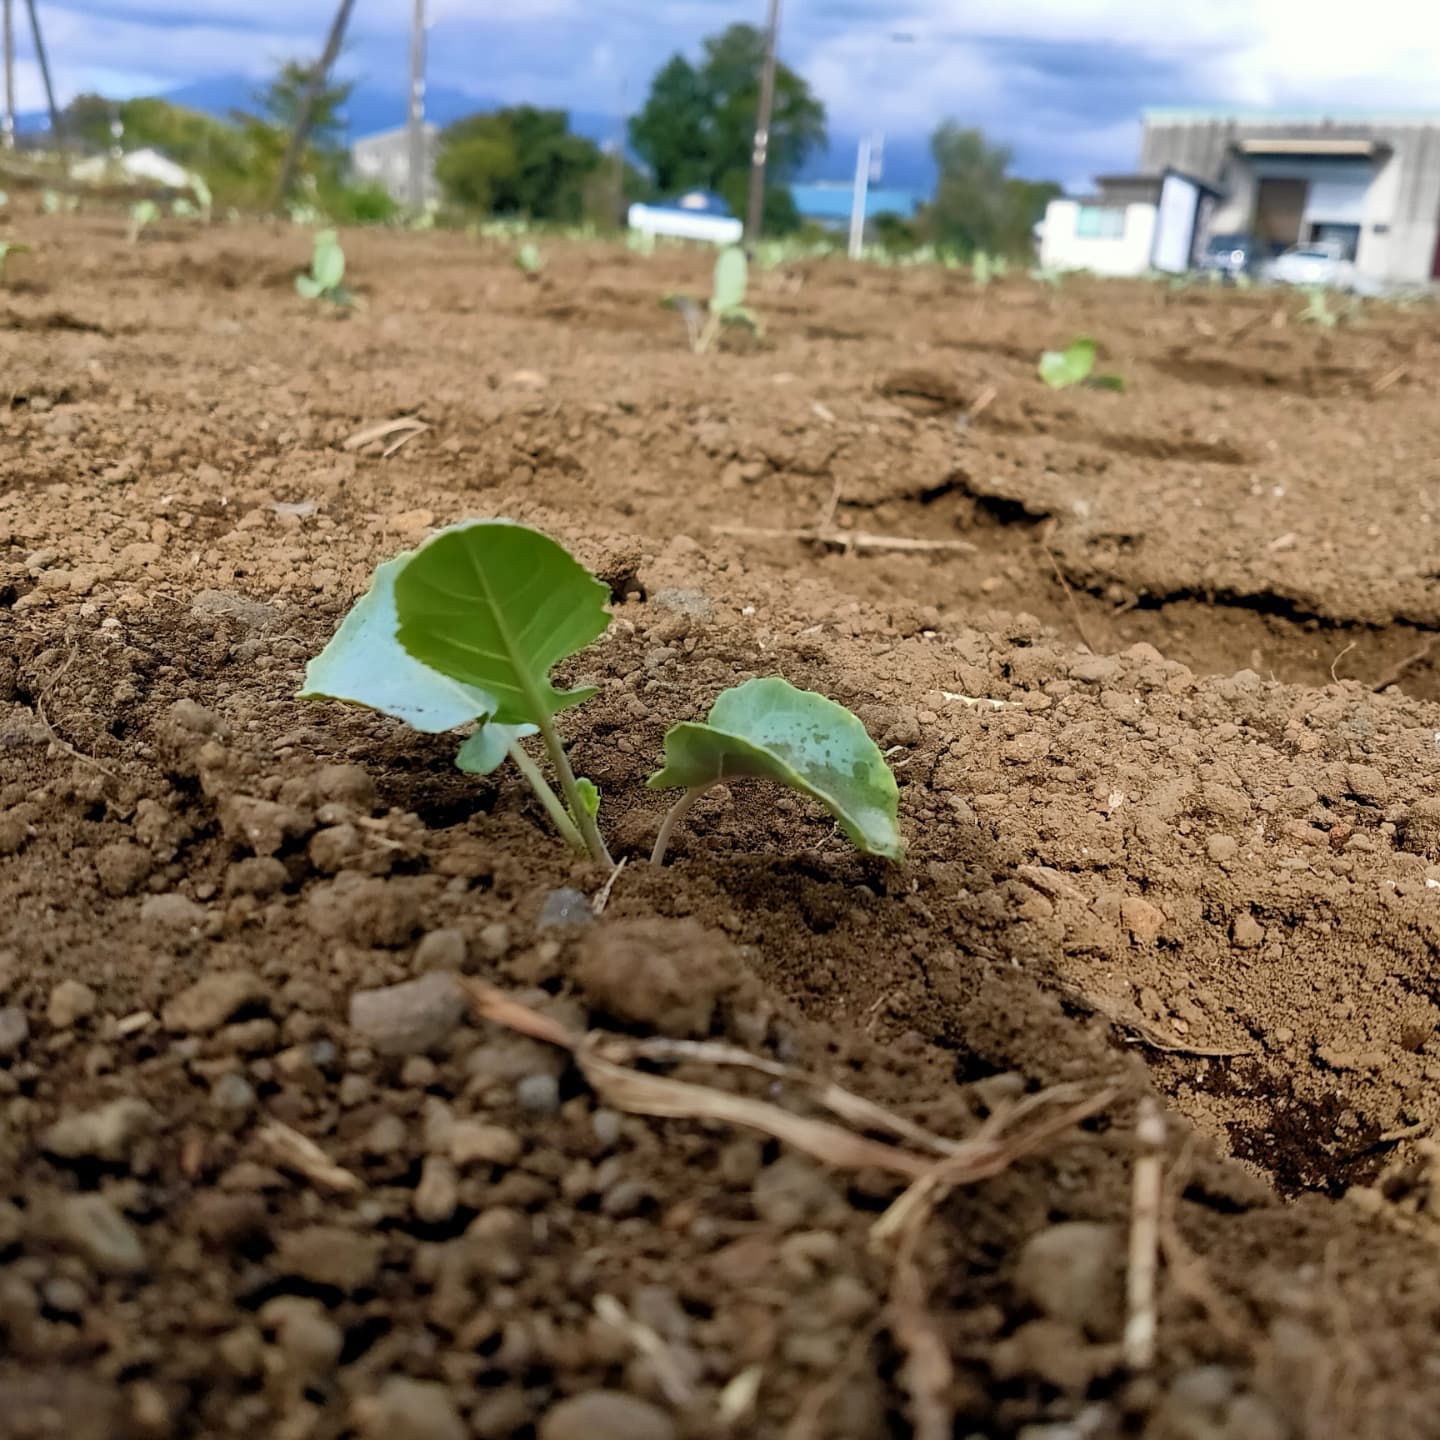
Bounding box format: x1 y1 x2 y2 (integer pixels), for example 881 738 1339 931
224 856 288 898
516 1073 561 1113
275 1225 383 1291
163 970 269 1034
0 1006 29 1057
258 1295 343 1379
413 1155 460 1223
48 979 98 1029
354 1376 467 1440
52 1193 146 1274
41 1097 157 1164
349 973 465 1056
210 1072 258 1124
539 1390 676 1440
537 887 592 930
415 928 467 971
449 1121 523 1168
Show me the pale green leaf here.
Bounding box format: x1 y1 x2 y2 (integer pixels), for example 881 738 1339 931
574 777 600 819
298 555 499 732
648 676 903 859
295 274 322 300
393 519 611 726
711 245 748 314
455 721 538 775
312 230 345 291
1038 338 1097 389
516 242 543 275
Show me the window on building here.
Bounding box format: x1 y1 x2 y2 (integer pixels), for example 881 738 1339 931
1076 205 1126 240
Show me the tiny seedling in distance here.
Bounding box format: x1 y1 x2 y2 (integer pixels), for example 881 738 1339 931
1299 287 1338 328
128 200 158 243
515 242 544 277
301 520 903 870
295 229 351 304
0 241 30 281
1038 337 1124 392
665 246 763 354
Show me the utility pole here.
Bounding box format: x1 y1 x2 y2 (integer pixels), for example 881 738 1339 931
3 0 14 152
272 0 356 209
25 0 64 154
744 0 781 244
406 0 426 212
847 137 870 260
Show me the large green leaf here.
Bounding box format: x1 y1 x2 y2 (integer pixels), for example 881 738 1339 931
711 245 748 314
648 677 903 859
1038 337 1097 389
393 519 610 727
298 555 498 732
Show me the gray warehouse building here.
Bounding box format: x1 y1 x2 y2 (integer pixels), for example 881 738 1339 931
1141 110 1440 285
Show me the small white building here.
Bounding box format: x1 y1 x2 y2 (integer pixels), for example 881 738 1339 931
1041 169 1219 276
350 124 439 207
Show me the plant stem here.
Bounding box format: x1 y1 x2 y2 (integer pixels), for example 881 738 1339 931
651 784 710 866
535 715 614 868
506 740 586 855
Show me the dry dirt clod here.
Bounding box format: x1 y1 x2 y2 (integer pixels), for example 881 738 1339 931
50 1193 147 1274
349 972 465 1056
1014 1221 1124 1339
162 970 269 1034
537 886 593 929
274 1225 383 1291
47 979 99 1029
0 1005 29 1057
414 927 467 971
353 1376 468 1440
41 1097 158 1164
94 840 154 897
538 1390 676 1440
138 893 207 933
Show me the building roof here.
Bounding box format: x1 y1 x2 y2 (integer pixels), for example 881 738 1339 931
1235 137 1381 156
1145 107 1440 124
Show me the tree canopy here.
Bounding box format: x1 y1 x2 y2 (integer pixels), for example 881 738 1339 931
629 23 826 232
926 123 1061 258
436 107 604 222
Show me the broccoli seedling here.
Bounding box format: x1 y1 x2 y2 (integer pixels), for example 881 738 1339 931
515 242 544 277
1299 287 1338 328
127 200 158 244
295 229 351 304
972 251 992 287
0 241 30 281
664 246 763 354
1038 337 1124 392
301 521 903 870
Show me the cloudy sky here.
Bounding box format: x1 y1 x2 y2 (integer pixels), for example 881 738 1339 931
11 0 1440 186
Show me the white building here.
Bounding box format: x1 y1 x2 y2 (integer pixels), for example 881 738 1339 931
350 124 439 207
1040 170 1218 277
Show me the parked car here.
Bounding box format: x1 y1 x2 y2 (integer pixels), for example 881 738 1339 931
1263 241 1357 290
627 189 744 246
1197 233 1259 280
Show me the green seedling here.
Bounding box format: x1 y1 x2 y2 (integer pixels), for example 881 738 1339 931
1299 287 1338 328
301 519 902 869
515 242 544 277
972 250 992 287
0 241 30 280
627 228 656 258
1038 337 1124 392
665 246 763 354
295 229 350 304
128 200 159 243
1029 266 1063 288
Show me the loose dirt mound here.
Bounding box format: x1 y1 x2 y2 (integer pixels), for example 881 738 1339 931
4 217 1440 1437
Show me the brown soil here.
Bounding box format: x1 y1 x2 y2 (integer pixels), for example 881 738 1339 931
5 213 1440 1439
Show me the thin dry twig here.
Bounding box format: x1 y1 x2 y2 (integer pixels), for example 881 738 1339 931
1040 541 1100 655
35 648 122 781
719 1364 766 1429
1371 633 1439 692
1058 983 1253 1057
1124 1097 1166 1370
715 523 977 556
1371 363 1407 395
1330 638 1358 683
591 856 627 916
342 415 430 453
593 1294 696 1406
256 1120 364 1194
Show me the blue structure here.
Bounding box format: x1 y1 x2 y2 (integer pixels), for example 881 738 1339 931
791 182 925 228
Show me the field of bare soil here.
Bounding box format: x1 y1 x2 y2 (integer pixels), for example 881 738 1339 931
5 212 1440 1439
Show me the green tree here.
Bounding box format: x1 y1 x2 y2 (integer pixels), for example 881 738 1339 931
927 123 1060 259
436 107 601 221
630 23 826 233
